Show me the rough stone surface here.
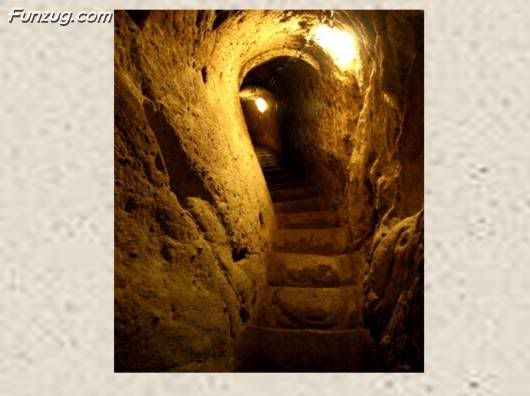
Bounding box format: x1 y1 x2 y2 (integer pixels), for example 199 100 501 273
115 9 424 372
276 210 339 228
235 326 378 372
364 211 424 371
273 227 350 254
345 12 424 247
224 11 425 370
114 10 282 371
233 144 377 370
257 286 363 329
267 252 366 287
345 12 424 371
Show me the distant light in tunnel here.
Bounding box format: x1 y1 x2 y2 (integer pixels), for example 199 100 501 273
312 24 358 71
255 97 268 113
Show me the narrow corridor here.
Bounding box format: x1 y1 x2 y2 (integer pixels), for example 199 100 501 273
236 146 376 371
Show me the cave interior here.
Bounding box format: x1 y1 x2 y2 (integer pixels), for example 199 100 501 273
114 9 424 372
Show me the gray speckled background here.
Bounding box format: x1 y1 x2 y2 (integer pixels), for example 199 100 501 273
1 0 529 394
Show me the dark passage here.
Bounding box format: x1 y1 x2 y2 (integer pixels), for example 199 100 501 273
255 146 306 191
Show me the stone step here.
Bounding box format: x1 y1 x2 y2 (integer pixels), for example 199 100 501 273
265 173 305 184
262 165 285 172
256 285 362 329
263 167 290 176
257 153 281 164
257 154 278 160
276 210 338 228
235 325 379 372
267 178 307 189
272 227 350 254
270 185 318 202
255 146 275 154
259 161 281 168
263 167 298 175
274 197 324 213
267 252 364 287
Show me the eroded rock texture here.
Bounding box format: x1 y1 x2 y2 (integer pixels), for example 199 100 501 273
114 11 275 372
115 10 423 372
347 12 424 372
365 211 424 370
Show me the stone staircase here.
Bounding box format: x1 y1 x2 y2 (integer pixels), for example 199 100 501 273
235 146 378 372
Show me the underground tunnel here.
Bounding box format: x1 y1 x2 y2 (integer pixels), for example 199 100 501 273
114 9 424 372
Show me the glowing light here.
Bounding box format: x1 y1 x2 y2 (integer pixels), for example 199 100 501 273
255 97 268 113
312 24 358 71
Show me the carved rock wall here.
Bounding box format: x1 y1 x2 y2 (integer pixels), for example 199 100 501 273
114 10 424 372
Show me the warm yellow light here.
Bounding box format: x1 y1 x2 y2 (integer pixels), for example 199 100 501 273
255 97 268 113
312 24 358 71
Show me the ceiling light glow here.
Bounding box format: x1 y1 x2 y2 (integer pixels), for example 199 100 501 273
255 97 268 113
312 24 358 71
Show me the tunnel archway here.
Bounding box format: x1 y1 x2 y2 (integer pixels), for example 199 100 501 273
114 10 424 373
240 55 322 178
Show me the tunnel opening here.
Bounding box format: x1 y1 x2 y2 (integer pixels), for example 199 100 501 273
239 56 323 193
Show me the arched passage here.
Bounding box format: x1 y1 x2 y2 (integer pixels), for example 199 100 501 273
114 9 424 373
240 56 321 173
